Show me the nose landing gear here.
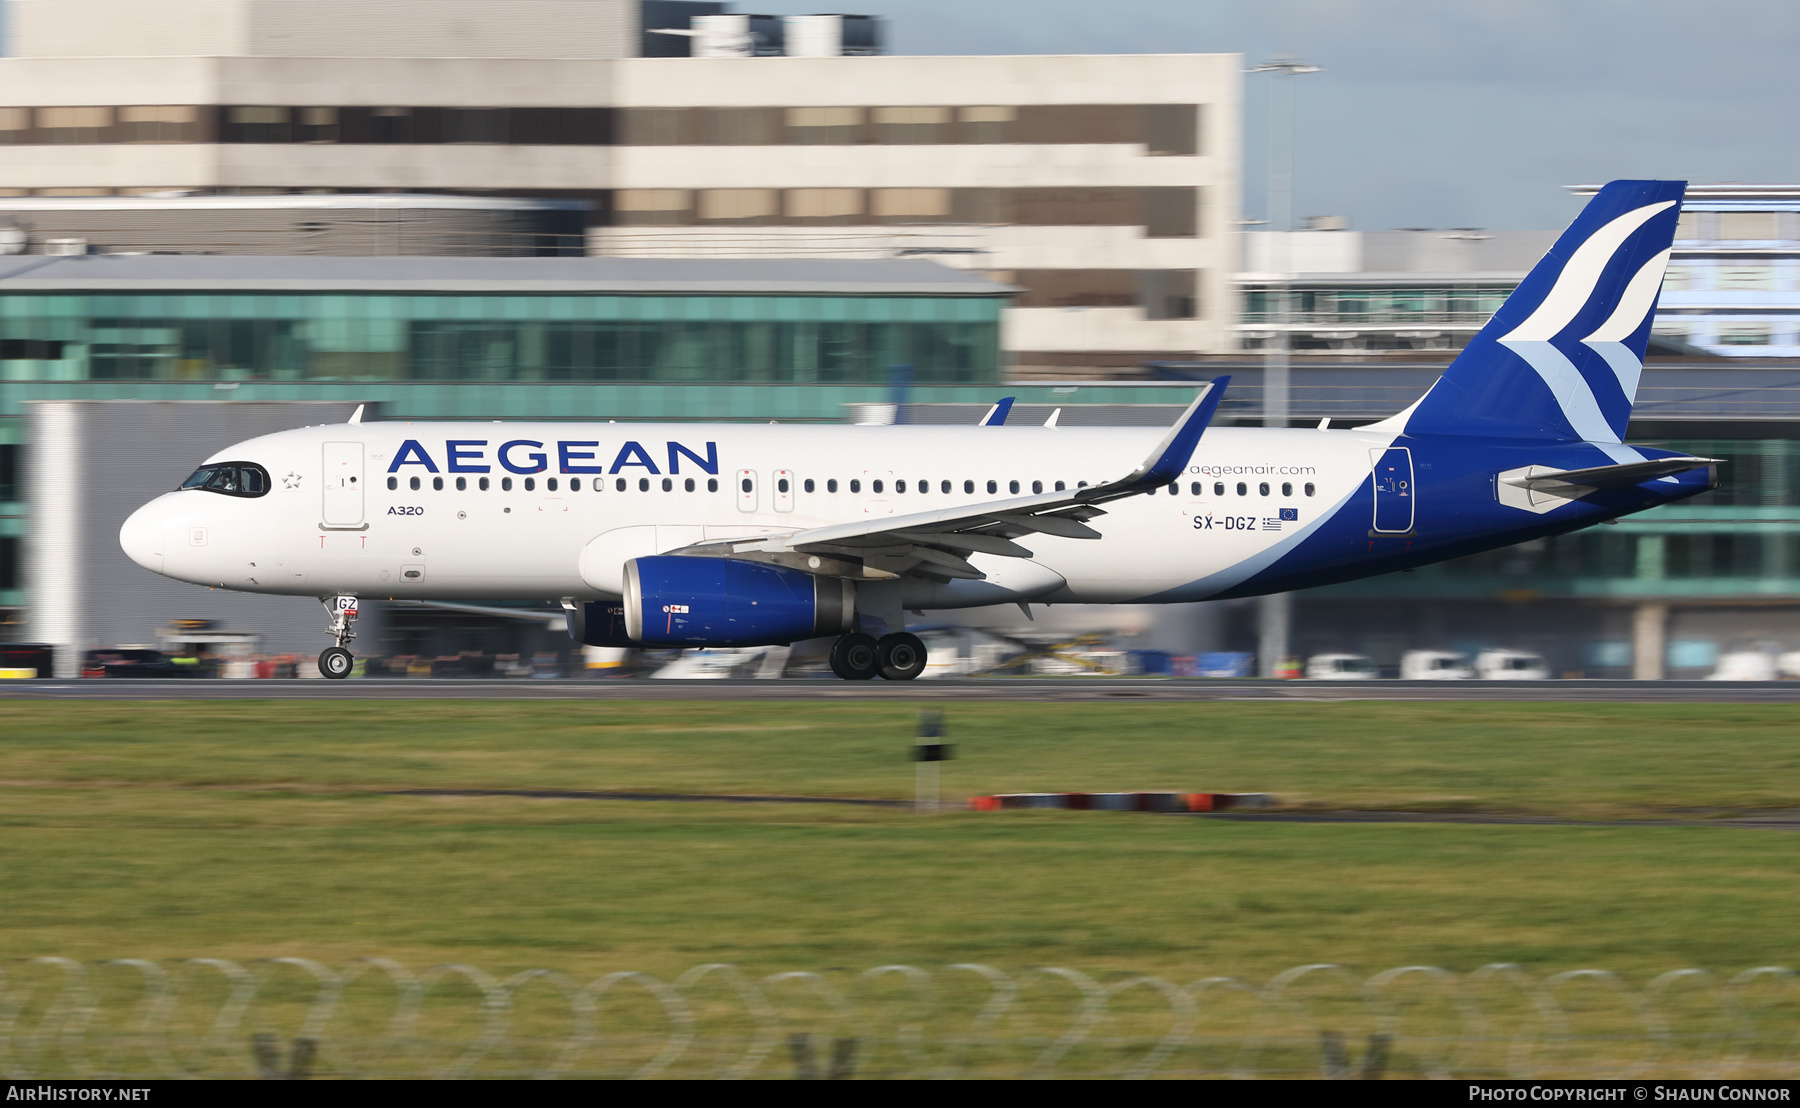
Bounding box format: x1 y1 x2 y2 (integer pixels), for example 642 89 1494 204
318 595 359 680
828 631 927 681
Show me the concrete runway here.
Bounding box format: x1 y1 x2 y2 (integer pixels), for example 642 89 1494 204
9 677 1800 701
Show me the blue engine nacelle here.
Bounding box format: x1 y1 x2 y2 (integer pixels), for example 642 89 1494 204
624 556 855 647
566 601 636 647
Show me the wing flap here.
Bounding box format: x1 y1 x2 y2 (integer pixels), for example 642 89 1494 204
988 512 1102 539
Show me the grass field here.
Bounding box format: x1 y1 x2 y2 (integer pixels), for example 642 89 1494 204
1 699 1797 983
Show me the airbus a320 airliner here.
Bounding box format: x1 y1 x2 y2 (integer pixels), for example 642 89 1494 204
121 180 1716 680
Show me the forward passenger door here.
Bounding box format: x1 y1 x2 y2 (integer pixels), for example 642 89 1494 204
321 442 364 528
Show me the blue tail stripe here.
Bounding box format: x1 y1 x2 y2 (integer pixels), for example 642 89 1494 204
1403 180 1685 443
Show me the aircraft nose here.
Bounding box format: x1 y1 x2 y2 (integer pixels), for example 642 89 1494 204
119 500 168 575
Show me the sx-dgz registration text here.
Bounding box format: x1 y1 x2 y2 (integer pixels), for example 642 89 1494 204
1194 514 1269 531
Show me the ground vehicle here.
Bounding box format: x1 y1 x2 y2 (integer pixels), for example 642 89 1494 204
0 643 54 678
1709 651 1776 681
1475 649 1550 680
81 648 184 678
1400 650 1474 680
1304 653 1376 679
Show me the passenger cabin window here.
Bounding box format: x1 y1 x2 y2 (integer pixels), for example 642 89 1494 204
502 477 513 491
479 477 490 491
524 477 536 491
941 480 951 493
179 462 270 498
964 480 974 493
685 478 696 492
850 479 861 493
707 478 719 492
616 478 626 491
662 478 673 491
1190 482 1201 495
639 478 650 491
1281 482 1291 496
828 479 838 492
387 476 397 491
456 477 467 491
987 480 997 494
1236 482 1247 496
546 477 557 491
410 476 421 491
804 478 815 493
872 479 884 493
571 478 581 491
1009 480 1020 494
433 476 443 491
1304 482 1316 497
1215 482 1225 495
897 480 907 493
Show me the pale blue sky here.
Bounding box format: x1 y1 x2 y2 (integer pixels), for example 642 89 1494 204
875 0 1800 230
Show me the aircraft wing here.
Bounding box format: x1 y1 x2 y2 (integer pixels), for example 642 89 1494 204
697 378 1228 581
1500 455 1717 500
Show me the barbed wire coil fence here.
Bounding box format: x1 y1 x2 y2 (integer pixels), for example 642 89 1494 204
1 958 1796 1079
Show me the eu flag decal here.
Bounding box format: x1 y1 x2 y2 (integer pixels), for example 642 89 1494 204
1279 508 1298 522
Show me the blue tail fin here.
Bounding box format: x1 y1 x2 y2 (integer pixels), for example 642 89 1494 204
1394 179 1685 444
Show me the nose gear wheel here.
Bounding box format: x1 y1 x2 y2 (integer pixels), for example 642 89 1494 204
318 646 354 680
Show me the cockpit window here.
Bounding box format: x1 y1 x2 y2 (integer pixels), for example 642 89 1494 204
179 461 270 498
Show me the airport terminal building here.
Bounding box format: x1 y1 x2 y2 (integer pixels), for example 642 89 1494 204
0 0 1242 376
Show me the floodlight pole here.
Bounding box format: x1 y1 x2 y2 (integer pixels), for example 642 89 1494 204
1248 55 1319 680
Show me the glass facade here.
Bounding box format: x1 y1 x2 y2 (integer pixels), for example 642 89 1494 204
0 293 1002 385
1240 285 1514 326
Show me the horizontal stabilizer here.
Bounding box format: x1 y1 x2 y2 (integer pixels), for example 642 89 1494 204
1500 455 1717 499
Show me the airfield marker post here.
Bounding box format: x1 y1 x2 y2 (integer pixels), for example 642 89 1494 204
912 710 953 812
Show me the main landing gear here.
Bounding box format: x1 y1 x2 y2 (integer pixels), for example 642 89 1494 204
828 631 927 681
318 595 359 680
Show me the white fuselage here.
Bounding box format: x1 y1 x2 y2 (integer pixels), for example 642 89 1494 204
121 420 1398 607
